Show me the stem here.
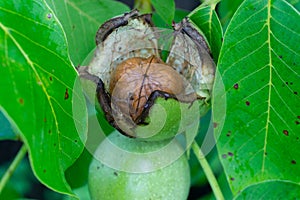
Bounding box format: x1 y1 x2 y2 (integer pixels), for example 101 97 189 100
134 0 152 14
0 144 27 194
192 141 224 200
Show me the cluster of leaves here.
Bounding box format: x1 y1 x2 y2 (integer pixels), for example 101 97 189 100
0 0 299 199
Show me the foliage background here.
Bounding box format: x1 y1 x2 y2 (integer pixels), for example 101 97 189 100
0 0 299 199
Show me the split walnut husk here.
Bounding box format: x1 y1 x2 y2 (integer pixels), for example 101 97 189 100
79 10 215 139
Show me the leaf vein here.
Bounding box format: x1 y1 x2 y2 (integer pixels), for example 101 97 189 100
271 16 300 36
261 0 272 173
229 4 266 34
10 28 70 67
221 22 267 60
50 96 85 128
221 41 267 76
65 0 99 25
0 6 63 38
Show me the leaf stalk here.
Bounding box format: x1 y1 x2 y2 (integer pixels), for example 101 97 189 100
134 0 152 13
192 141 225 200
0 144 27 194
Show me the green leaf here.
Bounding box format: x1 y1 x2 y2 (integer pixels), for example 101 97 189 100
151 0 175 25
235 181 300 199
189 5 223 63
46 0 130 66
65 148 92 189
217 0 244 30
0 0 87 196
213 0 300 195
286 0 300 11
174 9 189 23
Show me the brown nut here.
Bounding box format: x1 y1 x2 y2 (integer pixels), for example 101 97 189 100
110 56 185 122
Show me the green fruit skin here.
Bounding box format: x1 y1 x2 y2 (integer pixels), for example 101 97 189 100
133 97 201 142
88 132 190 200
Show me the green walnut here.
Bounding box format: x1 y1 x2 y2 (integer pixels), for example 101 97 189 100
88 131 190 200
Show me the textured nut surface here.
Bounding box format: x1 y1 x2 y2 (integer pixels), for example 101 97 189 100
110 56 185 121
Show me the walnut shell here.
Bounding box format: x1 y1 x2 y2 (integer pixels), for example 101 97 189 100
110 56 186 122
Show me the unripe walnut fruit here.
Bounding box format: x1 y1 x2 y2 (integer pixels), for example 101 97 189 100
88 131 190 200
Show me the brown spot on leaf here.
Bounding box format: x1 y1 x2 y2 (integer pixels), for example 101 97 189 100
294 91 298 95
19 98 24 105
279 55 283 59
297 116 300 119
114 171 118 176
43 118 47 122
291 160 296 164
228 152 234 157
213 122 218 128
226 131 231 137
43 169 47 173
49 76 53 81
48 129 52 134
233 83 239 89
264 152 268 156
230 177 235 181
74 140 78 143
295 121 300 125
64 88 69 100
245 101 250 106
53 143 57 147
283 130 289 136
285 82 289 85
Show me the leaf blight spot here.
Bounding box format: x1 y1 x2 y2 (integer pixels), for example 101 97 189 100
283 130 289 136
19 98 24 105
233 83 239 89
47 13 52 19
64 88 69 100
245 101 250 106
291 160 296 165
213 122 218 128
226 131 231 137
